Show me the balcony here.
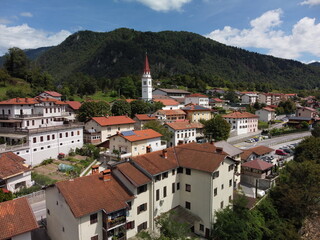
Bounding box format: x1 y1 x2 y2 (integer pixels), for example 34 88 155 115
107 216 126 229
14 113 43 118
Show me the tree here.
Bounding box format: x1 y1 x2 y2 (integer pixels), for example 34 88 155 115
4 47 29 79
0 189 13 203
294 136 320 163
111 100 131 116
311 122 320 138
78 101 111 122
143 120 172 142
203 115 231 141
0 68 10 86
130 100 151 117
278 100 296 114
224 90 239 103
115 77 137 98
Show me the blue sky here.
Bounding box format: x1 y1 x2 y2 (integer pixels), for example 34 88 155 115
1 0 320 63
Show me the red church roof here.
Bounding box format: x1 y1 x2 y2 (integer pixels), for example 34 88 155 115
144 54 150 74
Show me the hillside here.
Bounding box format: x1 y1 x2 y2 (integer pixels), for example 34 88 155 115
34 28 320 90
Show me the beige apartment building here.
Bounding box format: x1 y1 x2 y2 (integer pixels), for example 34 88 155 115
46 142 237 240
182 104 212 123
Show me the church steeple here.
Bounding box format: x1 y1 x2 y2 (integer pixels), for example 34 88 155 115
141 53 152 101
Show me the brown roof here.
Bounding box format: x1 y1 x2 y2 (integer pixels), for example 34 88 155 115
0 97 67 105
43 91 62 97
65 101 82 110
165 121 203 130
91 116 135 126
133 142 230 175
223 111 258 119
56 174 133 218
156 109 186 116
241 146 274 160
262 107 276 112
134 114 157 121
156 88 190 94
0 197 38 239
0 152 30 180
154 99 180 106
187 93 208 98
242 159 273 171
116 162 151 186
118 129 162 142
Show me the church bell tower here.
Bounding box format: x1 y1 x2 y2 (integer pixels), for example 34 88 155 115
141 53 152 101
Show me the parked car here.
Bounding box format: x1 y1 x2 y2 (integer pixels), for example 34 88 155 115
245 138 255 143
282 148 294 155
275 149 288 156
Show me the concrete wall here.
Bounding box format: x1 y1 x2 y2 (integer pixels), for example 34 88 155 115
13 231 32 240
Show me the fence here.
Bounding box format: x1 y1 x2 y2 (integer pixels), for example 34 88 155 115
18 190 46 204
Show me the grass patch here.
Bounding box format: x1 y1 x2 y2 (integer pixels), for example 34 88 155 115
72 91 117 102
32 172 57 186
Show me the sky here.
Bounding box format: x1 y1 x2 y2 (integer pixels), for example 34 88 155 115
1 0 320 63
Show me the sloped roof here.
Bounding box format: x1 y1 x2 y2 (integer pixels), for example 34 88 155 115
65 101 82 110
156 88 190 94
165 121 203 130
134 114 157 121
0 97 67 105
215 140 243 158
223 111 258 119
241 146 274 160
0 152 30 180
262 107 276 112
156 109 186 116
116 162 151 187
56 174 133 218
299 107 316 112
187 93 208 98
154 98 180 106
42 91 62 97
182 104 211 111
91 116 135 126
0 197 38 239
242 159 273 171
118 129 162 142
211 98 224 103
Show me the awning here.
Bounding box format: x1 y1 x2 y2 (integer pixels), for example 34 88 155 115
0 133 27 139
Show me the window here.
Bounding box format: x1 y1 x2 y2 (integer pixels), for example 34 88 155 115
156 189 160 201
47 135 50 141
163 186 167 198
90 213 98 224
40 136 43 142
71 131 74 136
229 179 232 187
62 227 65 232
172 183 175 193
177 167 183 174
177 182 180 190
27 120 29 126
185 201 191 210
155 175 161 182
32 120 35 125
137 221 147 232
220 201 224 208
229 196 232 202
52 134 55 140
185 184 191 192
33 137 36 143
137 185 147 194
77 131 80 135
213 171 219 179
137 203 147 214
221 184 224 190
126 221 135 230
47 209 50 215
65 132 68 137
228 165 234 172
200 224 204 232
186 168 191 175
214 188 217 196
162 172 168 179
59 133 62 138
172 169 175 175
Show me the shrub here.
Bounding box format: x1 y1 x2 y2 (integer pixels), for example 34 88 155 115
40 158 53 166
32 172 57 186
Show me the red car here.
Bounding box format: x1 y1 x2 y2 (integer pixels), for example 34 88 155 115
275 149 288 156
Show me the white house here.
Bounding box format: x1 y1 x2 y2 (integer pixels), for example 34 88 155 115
255 107 276 122
0 197 38 240
185 93 209 108
165 121 200 147
38 91 62 100
223 111 259 136
241 93 258 105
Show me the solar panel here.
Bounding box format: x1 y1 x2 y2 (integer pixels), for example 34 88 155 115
122 130 136 136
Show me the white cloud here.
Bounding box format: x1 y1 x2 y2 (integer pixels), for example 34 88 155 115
300 0 320 6
0 18 11 24
134 0 192 11
205 9 320 60
20 12 33 17
0 24 71 55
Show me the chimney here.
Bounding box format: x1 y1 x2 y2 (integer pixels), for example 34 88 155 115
216 147 223 153
16 97 19 103
162 149 168 159
102 169 111 181
210 140 214 145
91 165 99 175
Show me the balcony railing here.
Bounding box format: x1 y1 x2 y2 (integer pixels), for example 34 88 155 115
14 113 43 118
107 216 126 229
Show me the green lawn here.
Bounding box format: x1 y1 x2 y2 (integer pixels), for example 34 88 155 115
72 91 117 102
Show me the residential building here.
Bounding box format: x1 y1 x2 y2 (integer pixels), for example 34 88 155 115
258 93 285 106
241 145 274 163
0 152 32 193
209 98 225 108
255 107 276 122
133 114 157 130
152 88 190 100
153 98 182 110
0 97 83 166
0 197 38 240
141 54 153 101
165 121 201 147
296 106 318 118
223 111 259 136
106 129 166 160
84 116 135 144
241 93 258 105
38 90 62 100
65 100 82 121
182 104 212 123
206 88 225 96
46 142 237 240
154 109 186 123
185 93 209 108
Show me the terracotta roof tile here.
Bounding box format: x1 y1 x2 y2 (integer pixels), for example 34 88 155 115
56 174 133 218
241 146 274 160
116 162 151 187
43 91 62 97
182 104 211 111
187 93 208 98
154 99 180 106
211 98 224 102
134 114 157 121
65 101 82 110
242 159 273 170
0 197 38 239
0 97 67 105
262 107 276 112
156 109 186 116
156 88 190 94
92 116 135 126
223 111 258 119
119 129 162 142
0 152 30 179
165 122 203 130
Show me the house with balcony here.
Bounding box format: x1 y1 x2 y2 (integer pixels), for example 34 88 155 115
39 90 62 100
209 98 226 108
84 116 135 144
154 109 186 123
0 197 38 240
185 93 209 108
255 107 276 122
0 97 84 166
223 111 259 136
182 104 213 123
0 152 32 193
106 129 166 160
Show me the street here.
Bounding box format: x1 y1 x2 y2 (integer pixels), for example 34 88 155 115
30 200 46 222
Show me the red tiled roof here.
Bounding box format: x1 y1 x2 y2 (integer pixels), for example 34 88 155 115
144 54 150 73
242 159 273 171
300 107 316 112
187 93 208 98
285 93 297 96
119 129 162 142
92 116 135 126
223 111 258 119
156 109 186 116
116 162 151 187
241 146 274 160
134 114 157 121
211 98 223 102
0 97 67 105
165 121 203 130
0 152 30 179
262 107 276 112
56 174 133 218
43 91 62 97
65 101 82 110
0 197 38 239
125 99 136 103
156 88 190 94
154 99 180 106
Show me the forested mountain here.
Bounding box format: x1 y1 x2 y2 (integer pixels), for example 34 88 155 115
31 28 320 90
